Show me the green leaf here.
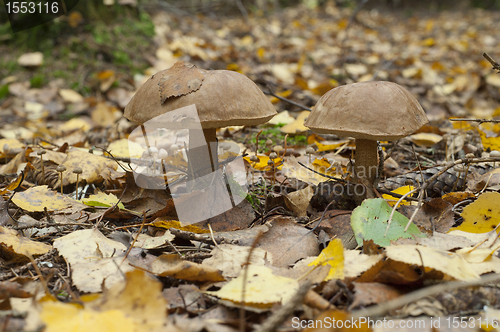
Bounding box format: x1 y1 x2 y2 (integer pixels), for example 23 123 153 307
81 192 125 210
351 198 425 247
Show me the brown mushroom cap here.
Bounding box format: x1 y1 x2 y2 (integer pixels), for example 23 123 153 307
304 81 428 140
124 62 277 128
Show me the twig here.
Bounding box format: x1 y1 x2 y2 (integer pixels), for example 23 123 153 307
450 118 500 124
352 273 500 319
483 52 500 72
297 161 346 183
255 281 312 332
122 211 147 264
240 231 265 332
263 89 312 111
385 188 419 237
169 228 228 245
0 249 57 282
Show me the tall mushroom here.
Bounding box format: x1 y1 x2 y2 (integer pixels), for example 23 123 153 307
304 81 428 185
124 61 277 179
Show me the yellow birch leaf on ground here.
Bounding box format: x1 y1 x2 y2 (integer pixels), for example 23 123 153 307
58 117 91 132
451 192 500 234
202 244 270 278
152 218 210 234
12 185 73 212
151 254 225 282
53 229 127 265
41 301 135 332
478 129 500 151
59 89 84 103
407 133 443 147
0 226 52 260
106 139 145 159
382 185 416 206
280 111 309 134
94 270 168 332
385 245 479 280
268 110 295 125
308 238 344 281
315 140 350 152
205 265 298 308
243 155 283 171
82 192 125 210
60 149 118 186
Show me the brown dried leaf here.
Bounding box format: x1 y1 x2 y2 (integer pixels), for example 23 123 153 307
158 61 205 103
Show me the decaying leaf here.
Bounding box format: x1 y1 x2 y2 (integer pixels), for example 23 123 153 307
158 61 205 103
12 185 73 212
151 254 225 282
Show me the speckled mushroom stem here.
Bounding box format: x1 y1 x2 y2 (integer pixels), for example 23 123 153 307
187 128 218 178
354 138 379 184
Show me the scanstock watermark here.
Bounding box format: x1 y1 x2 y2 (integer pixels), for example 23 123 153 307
127 104 373 225
3 0 79 33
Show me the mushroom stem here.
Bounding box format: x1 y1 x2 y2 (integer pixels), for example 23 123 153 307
187 128 218 178
355 138 379 184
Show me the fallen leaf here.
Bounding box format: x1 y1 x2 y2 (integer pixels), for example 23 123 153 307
308 238 344 281
280 111 310 134
205 265 299 308
0 226 52 262
351 198 425 247
12 186 73 212
385 245 479 281
202 244 271 278
17 52 43 67
451 192 500 233
158 61 205 103
151 254 225 282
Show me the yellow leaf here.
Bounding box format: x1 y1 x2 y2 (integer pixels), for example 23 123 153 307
385 245 479 281
308 238 344 281
422 37 435 46
478 129 500 151
82 192 125 210
12 185 73 212
0 226 52 258
60 149 118 186
315 140 350 152
226 63 241 73
451 192 500 234
152 218 210 234
106 139 145 159
41 301 135 332
382 185 416 206
151 254 225 282
257 48 265 60
58 117 92 132
407 133 442 147
280 111 310 134
205 265 298 308
243 155 283 171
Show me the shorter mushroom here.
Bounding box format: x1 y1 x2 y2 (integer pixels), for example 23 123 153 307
73 167 83 199
56 165 66 194
306 146 315 163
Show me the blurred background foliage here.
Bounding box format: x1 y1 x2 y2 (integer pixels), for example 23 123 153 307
0 0 499 94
